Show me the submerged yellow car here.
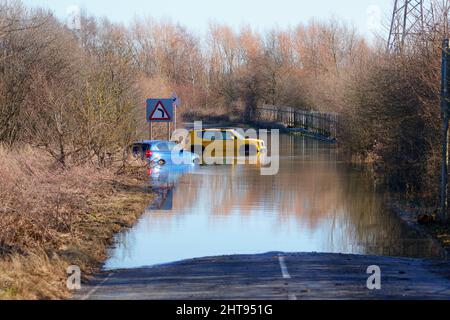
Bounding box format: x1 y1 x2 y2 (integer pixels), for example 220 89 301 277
184 128 266 157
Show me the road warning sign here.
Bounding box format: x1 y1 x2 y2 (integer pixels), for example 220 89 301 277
146 99 174 123
150 101 171 121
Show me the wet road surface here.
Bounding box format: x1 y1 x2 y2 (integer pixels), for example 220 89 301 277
78 252 450 300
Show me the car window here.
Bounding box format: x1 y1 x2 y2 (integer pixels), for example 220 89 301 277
156 142 169 151
132 144 141 155
132 144 143 158
223 131 235 140
202 131 223 141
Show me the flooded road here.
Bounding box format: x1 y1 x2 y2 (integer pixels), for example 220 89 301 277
105 135 440 270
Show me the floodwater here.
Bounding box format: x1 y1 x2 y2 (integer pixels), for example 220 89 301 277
104 135 441 269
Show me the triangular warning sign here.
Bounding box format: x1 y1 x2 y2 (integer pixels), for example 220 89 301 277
149 101 171 121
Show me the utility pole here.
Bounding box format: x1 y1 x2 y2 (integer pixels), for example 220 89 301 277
440 39 450 220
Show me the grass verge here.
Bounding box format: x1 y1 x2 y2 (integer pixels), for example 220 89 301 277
0 146 154 299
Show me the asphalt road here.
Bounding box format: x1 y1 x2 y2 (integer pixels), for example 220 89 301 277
76 252 450 300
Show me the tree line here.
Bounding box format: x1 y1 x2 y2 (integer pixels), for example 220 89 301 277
1 0 450 205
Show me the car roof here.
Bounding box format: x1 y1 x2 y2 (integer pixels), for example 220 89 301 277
191 128 235 132
134 140 174 145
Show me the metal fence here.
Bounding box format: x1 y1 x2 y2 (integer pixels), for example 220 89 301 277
257 105 339 139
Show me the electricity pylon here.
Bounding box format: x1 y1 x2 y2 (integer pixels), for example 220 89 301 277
387 0 434 52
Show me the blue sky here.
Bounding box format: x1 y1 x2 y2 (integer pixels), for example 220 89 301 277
23 0 393 39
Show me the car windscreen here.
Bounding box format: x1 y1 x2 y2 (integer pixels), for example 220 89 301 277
156 142 179 151
202 131 224 140
166 142 177 151
231 130 245 140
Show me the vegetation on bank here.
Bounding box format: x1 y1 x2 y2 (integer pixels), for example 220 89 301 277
0 147 153 299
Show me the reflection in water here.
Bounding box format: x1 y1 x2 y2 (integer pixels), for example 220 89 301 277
105 135 441 269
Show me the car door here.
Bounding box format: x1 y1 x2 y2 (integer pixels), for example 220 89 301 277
181 148 195 164
222 131 237 157
168 141 191 164
202 131 223 157
155 142 171 162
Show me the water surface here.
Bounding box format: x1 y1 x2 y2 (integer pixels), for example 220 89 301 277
105 135 440 269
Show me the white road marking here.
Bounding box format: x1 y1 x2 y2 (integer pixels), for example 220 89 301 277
278 255 298 300
81 273 113 300
278 255 291 279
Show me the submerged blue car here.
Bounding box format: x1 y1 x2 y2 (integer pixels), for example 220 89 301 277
132 140 200 166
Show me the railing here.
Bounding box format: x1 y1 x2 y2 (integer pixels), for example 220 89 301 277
257 105 339 141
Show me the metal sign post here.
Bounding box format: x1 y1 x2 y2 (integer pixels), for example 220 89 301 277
440 39 450 221
167 122 170 141
171 92 180 131
174 106 177 131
